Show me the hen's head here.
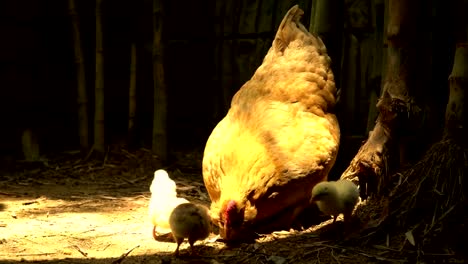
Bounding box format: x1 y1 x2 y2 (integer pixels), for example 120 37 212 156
219 200 245 240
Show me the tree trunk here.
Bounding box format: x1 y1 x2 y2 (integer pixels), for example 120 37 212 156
68 0 89 153
94 0 105 155
309 0 343 87
128 42 137 149
341 34 359 134
21 128 40 161
341 0 422 198
212 1 225 121
365 0 386 135
152 0 168 162
445 44 467 144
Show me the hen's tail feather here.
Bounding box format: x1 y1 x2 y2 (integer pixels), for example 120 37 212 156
273 5 327 55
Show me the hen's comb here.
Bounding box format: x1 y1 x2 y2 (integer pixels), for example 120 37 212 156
226 200 237 213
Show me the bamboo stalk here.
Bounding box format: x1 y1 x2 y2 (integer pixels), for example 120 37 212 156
152 0 168 162
128 43 137 148
94 0 105 155
68 0 89 153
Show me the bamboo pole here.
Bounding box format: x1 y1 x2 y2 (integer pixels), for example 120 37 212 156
21 128 40 161
68 0 89 153
152 0 168 162
94 0 105 155
128 42 137 148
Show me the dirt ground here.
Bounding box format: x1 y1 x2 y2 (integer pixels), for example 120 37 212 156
0 148 463 264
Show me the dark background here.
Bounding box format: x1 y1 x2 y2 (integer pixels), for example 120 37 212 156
0 0 458 173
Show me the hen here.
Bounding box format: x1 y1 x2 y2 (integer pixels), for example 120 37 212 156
202 5 340 241
148 169 189 238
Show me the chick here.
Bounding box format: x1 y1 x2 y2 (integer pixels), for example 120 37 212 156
310 180 359 225
149 169 189 238
169 203 211 256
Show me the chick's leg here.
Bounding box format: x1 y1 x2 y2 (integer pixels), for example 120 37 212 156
152 226 157 240
188 238 196 256
343 211 353 235
173 236 184 256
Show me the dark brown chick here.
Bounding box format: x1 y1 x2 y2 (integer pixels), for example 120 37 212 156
168 203 211 256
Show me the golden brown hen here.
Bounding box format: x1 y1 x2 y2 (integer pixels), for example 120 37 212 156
202 5 340 241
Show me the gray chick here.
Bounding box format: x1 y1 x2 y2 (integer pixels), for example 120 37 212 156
169 203 211 256
310 179 359 225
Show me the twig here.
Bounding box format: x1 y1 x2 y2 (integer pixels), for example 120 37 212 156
84 146 95 161
372 244 414 253
320 244 406 263
97 195 119 200
121 149 137 159
76 228 96 235
72 245 88 257
331 249 341 264
127 175 148 184
22 197 46 205
424 204 456 236
111 244 140 264
15 252 57 256
303 247 325 258
103 145 110 166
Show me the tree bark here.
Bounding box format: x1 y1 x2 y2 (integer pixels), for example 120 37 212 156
128 42 137 148
21 128 40 161
445 44 467 145
341 0 422 198
152 0 168 162
212 1 225 120
94 0 105 155
309 0 343 88
68 0 89 153
365 0 386 135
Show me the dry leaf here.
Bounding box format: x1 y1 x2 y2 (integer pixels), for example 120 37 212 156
267 255 286 264
405 230 415 246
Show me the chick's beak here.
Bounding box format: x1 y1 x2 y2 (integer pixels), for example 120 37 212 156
309 195 316 203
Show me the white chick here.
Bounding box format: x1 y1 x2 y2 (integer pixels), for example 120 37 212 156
310 180 359 225
169 203 211 256
149 169 189 238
